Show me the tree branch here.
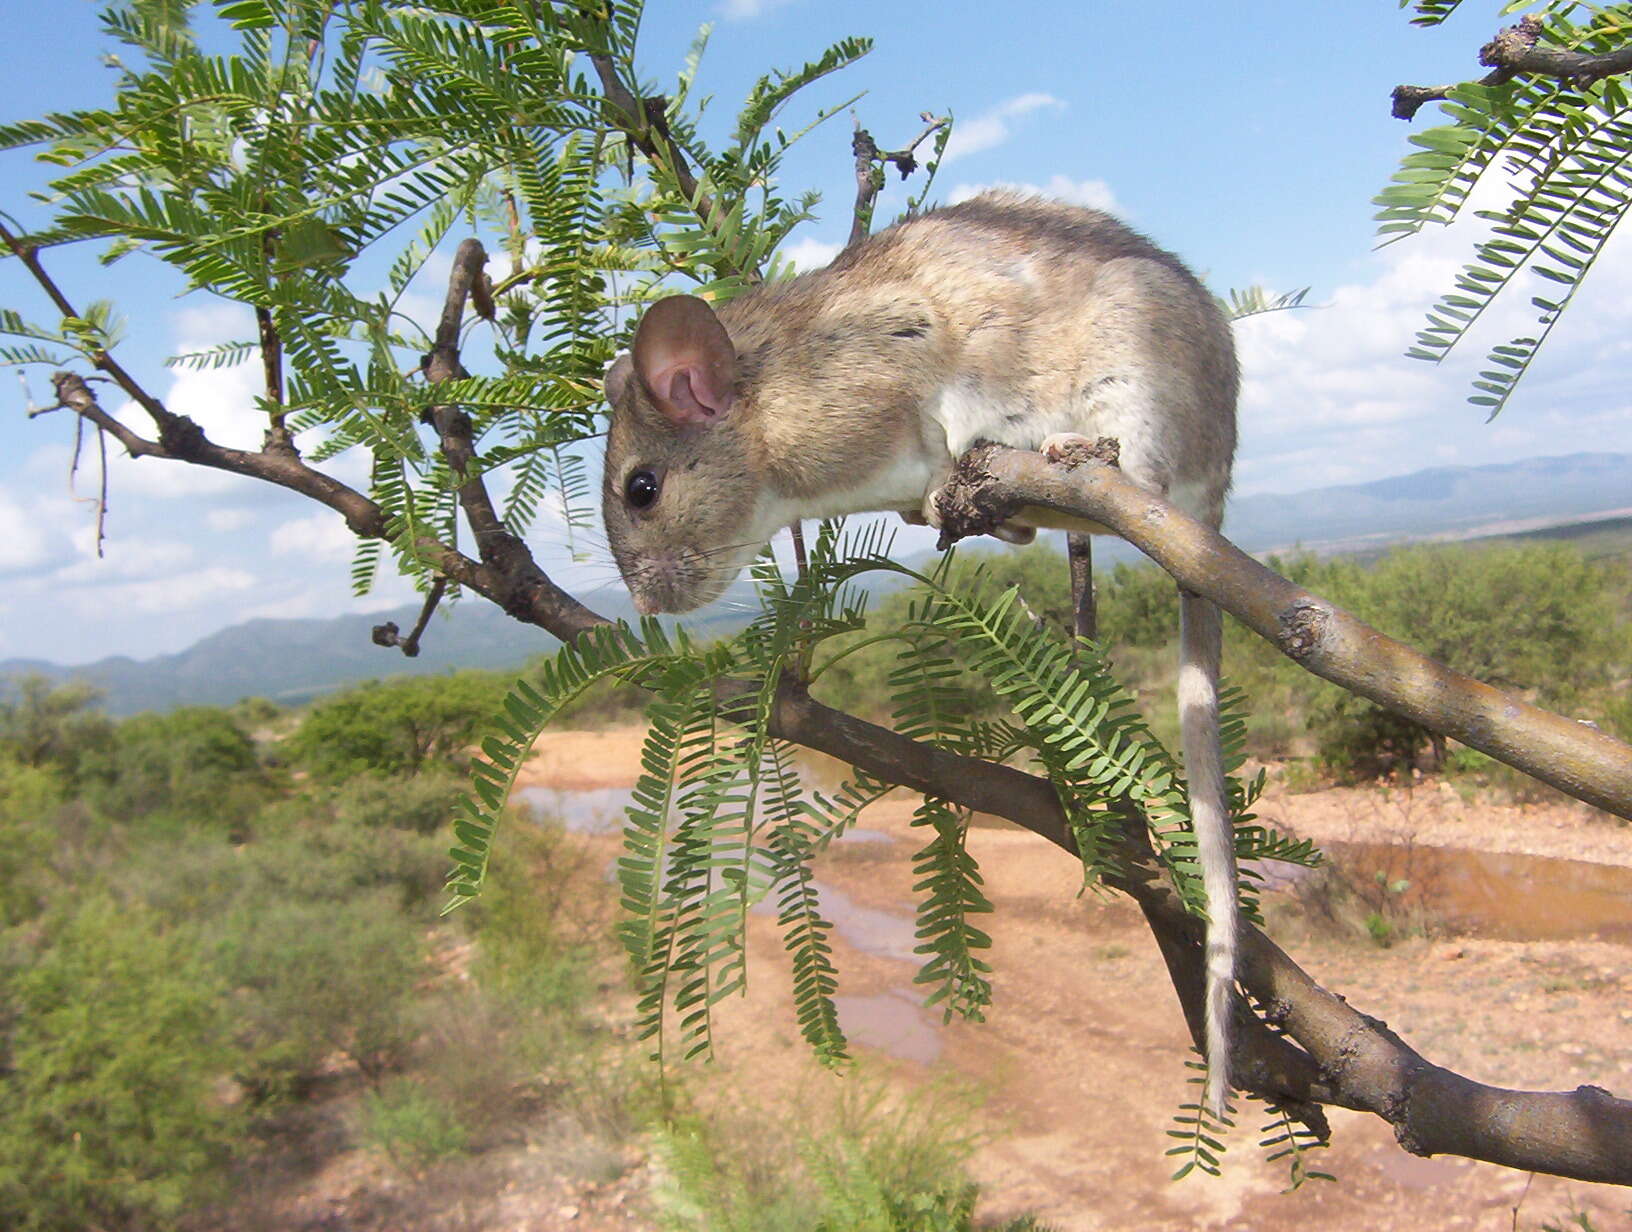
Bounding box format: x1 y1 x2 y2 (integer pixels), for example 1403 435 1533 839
847 115 949 250
1391 15 1632 120
933 441 1632 821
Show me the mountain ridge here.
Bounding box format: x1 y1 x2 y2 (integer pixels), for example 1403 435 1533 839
7 452 1626 715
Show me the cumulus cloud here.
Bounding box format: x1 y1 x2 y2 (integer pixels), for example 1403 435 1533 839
949 175 1120 213
269 511 358 562
206 507 255 533
0 493 55 576
1231 187 1632 495
778 235 842 272
940 93 1064 164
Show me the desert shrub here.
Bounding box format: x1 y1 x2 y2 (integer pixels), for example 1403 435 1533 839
329 766 466 833
80 705 270 834
1296 543 1625 777
0 760 65 926
649 1078 1047 1232
218 891 425 1096
0 896 239 1231
0 674 112 778
283 671 508 779
361 1077 471 1168
240 779 450 911
1095 559 1182 648
468 821 597 1015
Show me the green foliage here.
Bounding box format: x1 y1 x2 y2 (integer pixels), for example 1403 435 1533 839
1291 542 1626 776
0 896 238 1230
1258 1101 1335 1190
464 527 1289 1099
327 766 468 834
0 674 111 777
1381 2 1632 414
361 1077 471 1169
0 760 65 926
219 891 425 1090
651 1078 1046 1232
80 704 269 832
1167 1067 1234 1179
284 672 508 779
1 0 881 586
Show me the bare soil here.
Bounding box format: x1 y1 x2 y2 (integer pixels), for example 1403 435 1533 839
515 727 1632 1231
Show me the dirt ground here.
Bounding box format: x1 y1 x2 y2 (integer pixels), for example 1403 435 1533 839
510 726 1632 1232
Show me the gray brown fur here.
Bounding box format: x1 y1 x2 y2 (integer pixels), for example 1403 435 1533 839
603 192 1241 1110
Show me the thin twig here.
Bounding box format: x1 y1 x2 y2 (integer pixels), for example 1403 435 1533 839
372 576 448 658
848 115 950 249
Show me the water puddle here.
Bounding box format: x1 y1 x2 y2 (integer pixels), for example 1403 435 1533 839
515 784 896 848
1323 841 1632 943
515 784 636 834
832 991 944 1064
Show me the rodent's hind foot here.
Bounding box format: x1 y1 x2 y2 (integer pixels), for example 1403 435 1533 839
989 521 1036 544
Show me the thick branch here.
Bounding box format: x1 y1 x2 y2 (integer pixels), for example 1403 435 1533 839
936 442 1632 821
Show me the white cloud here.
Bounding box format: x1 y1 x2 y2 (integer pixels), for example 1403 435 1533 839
52 535 194 585
1231 180 1632 496
779 236 842 272
718 0 796 18
206 507 255 533
269 510 358 562
949 175 1120 214
0 493 53 575
56 566 258 617
941 93 1064 164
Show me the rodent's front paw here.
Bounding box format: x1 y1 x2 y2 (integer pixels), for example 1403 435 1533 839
1040 433 1121 469
1040 432 1094 464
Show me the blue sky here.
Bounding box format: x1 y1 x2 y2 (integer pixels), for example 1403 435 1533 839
1 2 1629 665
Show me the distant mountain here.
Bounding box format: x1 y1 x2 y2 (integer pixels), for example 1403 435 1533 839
0 580 760 717
7 453 1626 715
1221 452 1630 556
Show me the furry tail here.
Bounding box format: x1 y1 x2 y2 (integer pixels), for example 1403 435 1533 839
1179 590 1235 1116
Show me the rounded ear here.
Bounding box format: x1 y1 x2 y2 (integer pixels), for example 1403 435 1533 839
603 351 633 406
631 295 737 425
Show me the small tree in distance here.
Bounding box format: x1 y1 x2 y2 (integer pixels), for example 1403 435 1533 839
1 0 1630 1187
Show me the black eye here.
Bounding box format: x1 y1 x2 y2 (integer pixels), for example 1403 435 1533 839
625 469 660 510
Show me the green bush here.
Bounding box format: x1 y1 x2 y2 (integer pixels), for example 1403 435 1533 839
80 705 270 833
1293 543 1626 776
0 674 111 778
649 1078 1048 1232
283 672 508 779
0 760 65 926
0 897 239 1231
329 766 467 834
218 892 425 1096
361 1077 470 1169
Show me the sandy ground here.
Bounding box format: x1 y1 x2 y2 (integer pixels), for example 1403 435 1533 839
507 726 1632 1232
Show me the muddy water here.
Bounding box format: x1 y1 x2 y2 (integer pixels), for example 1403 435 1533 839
1325 840 1632 942
517 781 1632 1071
520 784 1632 944
518 783 941 1061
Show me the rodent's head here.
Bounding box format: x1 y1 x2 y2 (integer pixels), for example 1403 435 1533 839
602 295 774 614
